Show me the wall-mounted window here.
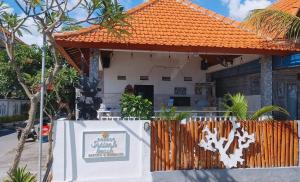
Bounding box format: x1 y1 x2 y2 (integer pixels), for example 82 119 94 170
140 76 149 80
117 76 126 80
162 76 171 81
184 77 192 81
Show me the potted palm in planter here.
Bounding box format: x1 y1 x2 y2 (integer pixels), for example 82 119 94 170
223 93 289 120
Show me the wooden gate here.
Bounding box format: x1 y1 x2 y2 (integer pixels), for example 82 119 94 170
150 120 299 171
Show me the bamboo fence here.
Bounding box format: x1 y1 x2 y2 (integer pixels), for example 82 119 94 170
150 120 299 171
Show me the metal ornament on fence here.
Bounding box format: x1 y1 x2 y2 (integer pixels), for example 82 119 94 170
199 119 255 168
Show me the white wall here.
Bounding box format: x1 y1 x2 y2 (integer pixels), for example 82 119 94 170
52 119 152 182
103 51 206 109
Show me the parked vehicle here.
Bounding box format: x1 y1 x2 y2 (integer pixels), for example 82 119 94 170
16 126 38 141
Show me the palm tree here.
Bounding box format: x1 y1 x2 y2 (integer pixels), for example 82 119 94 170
223 93 289 120
243 8 300 42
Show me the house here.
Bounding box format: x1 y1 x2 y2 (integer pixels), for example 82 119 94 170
54 0 299 118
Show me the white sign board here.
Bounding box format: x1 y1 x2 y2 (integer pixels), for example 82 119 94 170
83 131 128 161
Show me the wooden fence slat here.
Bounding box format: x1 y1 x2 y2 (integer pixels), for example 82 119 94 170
285 122 290 167
151 121 156 171
269 122 274 167
281 122 286 167
170 122 176 170
260 122 264 168
249 121 255 168
157 121 162 171
155 122 159 171
184 123 188 169
176 122 180 169
201 121 206 169
289 121 294 167
263 122 269 167
180 124 184 169
255 121 261 168
209 120 213 169
199 121 204 169
187 122 191 168
162 121 166 170
294 121 299 166
195 121 199 169
190 121 195 169
278 122 282 167
274 122 278 167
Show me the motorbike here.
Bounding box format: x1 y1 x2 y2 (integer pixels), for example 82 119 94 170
16 127 38 142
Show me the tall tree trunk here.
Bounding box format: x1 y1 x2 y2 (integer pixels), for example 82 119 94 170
8 97 38 174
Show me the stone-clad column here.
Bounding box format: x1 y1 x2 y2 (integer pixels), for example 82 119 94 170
260 56 273 107
89 49 100 82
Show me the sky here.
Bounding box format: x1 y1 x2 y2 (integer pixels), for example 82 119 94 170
4 0 276 45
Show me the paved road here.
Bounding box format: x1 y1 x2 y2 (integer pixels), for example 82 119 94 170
0 128 48 180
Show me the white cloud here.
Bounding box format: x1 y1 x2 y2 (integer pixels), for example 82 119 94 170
222 0 272 20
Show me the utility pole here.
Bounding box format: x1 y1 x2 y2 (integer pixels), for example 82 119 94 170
38 1 48 181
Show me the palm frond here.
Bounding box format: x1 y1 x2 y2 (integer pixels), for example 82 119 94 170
223 93 248 120
243 9 300 41
251 105 289 120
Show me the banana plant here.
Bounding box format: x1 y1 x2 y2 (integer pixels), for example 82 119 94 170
223 93 289 120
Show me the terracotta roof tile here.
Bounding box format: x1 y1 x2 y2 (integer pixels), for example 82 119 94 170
55 0 299 54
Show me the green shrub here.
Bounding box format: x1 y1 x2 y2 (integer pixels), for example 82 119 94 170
0 115 28 123
4 166 37 182
120 94 152 119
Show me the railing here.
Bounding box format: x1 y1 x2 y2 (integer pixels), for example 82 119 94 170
74 109 272 121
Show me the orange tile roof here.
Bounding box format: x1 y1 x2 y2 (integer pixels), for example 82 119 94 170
55 0 299 57
270 0 300 16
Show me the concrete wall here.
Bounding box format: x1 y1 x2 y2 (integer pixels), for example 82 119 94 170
52 119 151 182
273 68 300 119
0 99 29 117
102 51 207 110
210 60 261 111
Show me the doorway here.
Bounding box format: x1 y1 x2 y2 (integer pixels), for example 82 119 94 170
134 85 154 106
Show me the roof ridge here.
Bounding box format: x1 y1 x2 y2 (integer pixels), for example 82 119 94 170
54 0 159 38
